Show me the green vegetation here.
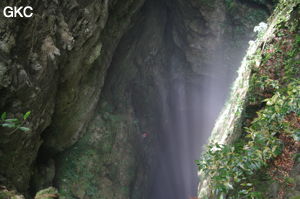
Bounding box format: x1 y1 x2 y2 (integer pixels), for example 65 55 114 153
197 81 299 198
56 101 139 199
34 187 59 199
0 186 58 199
0 111 31 132
0 187 24 199
197 1 300 198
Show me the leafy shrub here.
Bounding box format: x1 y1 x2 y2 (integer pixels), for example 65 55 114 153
197 81 300 198
0 111 31 132
197 8 300 198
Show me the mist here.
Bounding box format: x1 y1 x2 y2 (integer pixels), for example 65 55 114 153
147 65 235 199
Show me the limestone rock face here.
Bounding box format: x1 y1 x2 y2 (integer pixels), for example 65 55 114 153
0 0 273 198
54 0 273 198
0 0 145 193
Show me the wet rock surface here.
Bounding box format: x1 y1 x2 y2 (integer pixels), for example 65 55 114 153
0 0 274 198
0 0 145 194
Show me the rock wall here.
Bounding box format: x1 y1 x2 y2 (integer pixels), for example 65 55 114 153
0 0 274 198
0 0 145 194
54 0 274 198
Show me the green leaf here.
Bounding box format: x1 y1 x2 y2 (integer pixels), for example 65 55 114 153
1 112 7 120
23 111 31 120
225 182 234 190
293 131 300 141
18 127 30 132
5 119 19 123
2 123 16 128
220 193 226 199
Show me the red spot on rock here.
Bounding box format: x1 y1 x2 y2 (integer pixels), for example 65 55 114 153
142 132 149 138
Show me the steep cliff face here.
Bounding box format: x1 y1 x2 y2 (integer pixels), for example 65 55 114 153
197 0 300 198
0 0 145 194
54 0 273 198
0 0 275 198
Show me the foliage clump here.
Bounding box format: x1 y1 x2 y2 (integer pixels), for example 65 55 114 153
0 112 31 132
0 186 58 199
0 186 25 199
34 187 59 199
197 1 300 198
